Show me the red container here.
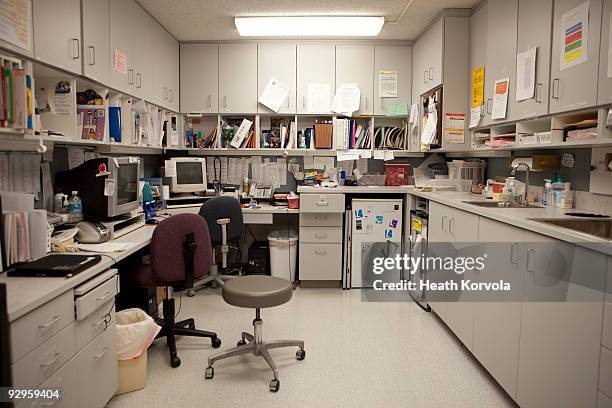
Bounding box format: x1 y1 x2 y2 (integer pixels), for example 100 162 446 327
384 163 411 186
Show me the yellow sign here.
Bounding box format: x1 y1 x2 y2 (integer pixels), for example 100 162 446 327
412 218 422 233
471 66 485 107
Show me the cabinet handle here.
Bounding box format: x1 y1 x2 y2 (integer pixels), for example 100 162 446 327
423 70 428 83
315 201 329 207
364 96 368 110
428 67 434 81
302 95 306 109
163 87 168 100
314 249 328 256
87 45 95 66
93 317 107 328
223 96 227 109
70 38 80 59
314 233 328 239
40 352 62 367
93 346 109 360
287 90 290 108
207 94 212 108
38 315 61 330
448 217 456 235
486 99 492 114
128 69 134 85
535 83 543 103
441 215 447 231
96 290 112 302
510 242 519 265
526 248 536 272
552 78 560 99
136 73 142 89
169 89 174 102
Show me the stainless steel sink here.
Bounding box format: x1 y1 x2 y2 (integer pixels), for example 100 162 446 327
462 201 544 209
528 218 612 240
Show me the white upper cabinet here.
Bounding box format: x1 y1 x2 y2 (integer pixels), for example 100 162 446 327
81 0 110 85
335 44 374 115
412 17 444 99
549 0 603 114
152 25 179 111
33 0 82 74
296 43 335 114
598 0 612 106
373 45 412 116
180 43 218 114
133 6 154 101
483 0 518 124
109 0 136 95
469 2 488 122
258 43 297 114
514 0 553 120
219 43 258 114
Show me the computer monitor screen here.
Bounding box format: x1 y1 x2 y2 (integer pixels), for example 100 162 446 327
176 162 204 185
117 163 139 206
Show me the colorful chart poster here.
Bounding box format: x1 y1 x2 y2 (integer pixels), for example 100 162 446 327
471 66 484 107
560 1 589 71
491 78 510 120
444 113 465 144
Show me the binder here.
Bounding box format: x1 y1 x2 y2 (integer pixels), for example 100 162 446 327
12 68 26 129
4 63 13 127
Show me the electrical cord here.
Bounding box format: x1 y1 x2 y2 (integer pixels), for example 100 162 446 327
212 156 222 195
174 291 183 319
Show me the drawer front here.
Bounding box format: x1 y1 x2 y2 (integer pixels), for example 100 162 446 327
599 391 612 408
300 227 343 243
75 275 118 321
300 193 345 213
299 243 342 280
300 213 343 227
17 355 79 408
11 291 75 363
243 212 273 224
75 301 115 350
604 301 612 350
77 323 118 408
600 346 612 399
12 323 76 389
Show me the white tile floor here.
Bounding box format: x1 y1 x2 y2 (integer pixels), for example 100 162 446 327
108 288 516 408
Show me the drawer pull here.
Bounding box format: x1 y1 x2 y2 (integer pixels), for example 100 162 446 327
42 401 58 407
314 250 328 256
40 352 62 367
93 317 107 328
38 316 61 330
314 233 328 239
96 290 113 301
315 201 329 207
314 215 326 220
93 346 109 360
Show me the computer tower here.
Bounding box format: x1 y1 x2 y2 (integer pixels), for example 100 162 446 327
247 241 270 275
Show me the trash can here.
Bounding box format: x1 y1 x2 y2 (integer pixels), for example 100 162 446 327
115 308 161 395
267 230 298 282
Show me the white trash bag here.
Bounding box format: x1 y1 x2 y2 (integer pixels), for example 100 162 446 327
116 308 161 360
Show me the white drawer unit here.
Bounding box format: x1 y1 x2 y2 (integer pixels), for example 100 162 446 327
299 213 343 227
76 323 118 408
300 227 343 244
299 243 342 280
300 193 345 213
12 322 77 389
17 355 79 408
11 290 75 363
600 346 612 399
74 271 118 320
76 301 115 350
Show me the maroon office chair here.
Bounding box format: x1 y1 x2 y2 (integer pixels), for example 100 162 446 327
134 213 221 367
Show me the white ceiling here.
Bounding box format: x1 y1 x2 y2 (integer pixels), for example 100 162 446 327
136 0 479 41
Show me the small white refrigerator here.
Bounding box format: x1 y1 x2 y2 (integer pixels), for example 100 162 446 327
350 198 403 288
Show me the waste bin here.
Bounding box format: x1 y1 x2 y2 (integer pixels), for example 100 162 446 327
115 308 161 395
267 230 298 282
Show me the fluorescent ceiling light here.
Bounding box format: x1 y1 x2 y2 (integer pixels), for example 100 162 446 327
234 16 385 37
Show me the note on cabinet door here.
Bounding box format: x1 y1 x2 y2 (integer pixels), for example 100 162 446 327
471 66 484 107
560 1 589 71
307 84 331 113
516 47 537 101
491 78 509 120
332 84 360 116
258 77 289 113
379 71 398 98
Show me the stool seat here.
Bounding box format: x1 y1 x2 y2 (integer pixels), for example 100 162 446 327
222 275 292 308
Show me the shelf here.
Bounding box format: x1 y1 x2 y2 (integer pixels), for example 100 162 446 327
96 144 164 155
184 148 338 157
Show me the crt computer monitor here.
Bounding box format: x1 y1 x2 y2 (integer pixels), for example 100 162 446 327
169 157 207 193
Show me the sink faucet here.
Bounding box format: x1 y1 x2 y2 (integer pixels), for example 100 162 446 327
511 162 530 205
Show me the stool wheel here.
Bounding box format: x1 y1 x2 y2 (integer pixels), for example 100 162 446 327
237 339 247 346
204 366 214 379
296 348 306 361
269 378 280 392
170 355 181 368
211 337 222 348
185 289 195 297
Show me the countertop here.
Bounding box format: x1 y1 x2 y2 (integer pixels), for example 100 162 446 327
407 189 612 256
297 185 412 194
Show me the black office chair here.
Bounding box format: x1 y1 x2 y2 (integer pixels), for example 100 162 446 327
189 196 245 294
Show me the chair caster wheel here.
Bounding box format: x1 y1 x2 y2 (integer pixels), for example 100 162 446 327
296 348 306 361
269 378 280 392
170 355 181 368
211 337 222 348
186 289 195 297
237 339 247 346
204 366 214 379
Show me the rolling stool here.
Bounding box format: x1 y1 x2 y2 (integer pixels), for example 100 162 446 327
204 275 305 392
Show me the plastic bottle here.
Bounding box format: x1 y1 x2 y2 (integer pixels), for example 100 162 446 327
543 179 552 207
506 177 517 203
142 182 155 221
68 191 83 223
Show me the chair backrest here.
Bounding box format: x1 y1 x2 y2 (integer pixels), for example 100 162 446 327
199 196 244 244
149 213 212 284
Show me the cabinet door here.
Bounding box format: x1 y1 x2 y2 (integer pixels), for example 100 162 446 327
296 43 335 114
517 233 606 408
258 43 296 114
550 0 603 113
151 24 168 107
33 0 82 74
81 0 110 84
484 0 518 123
422 18 444 92
514 0 553 120
110 0 136 95
219 43 257 114
168 37 179 112
598 0 612 105
336 44 374 115
133 6 153 101
469 2 488 125
411 36 426 101
373 45 412 116
180 43 218 114
426 201 451 318
474 217 525 398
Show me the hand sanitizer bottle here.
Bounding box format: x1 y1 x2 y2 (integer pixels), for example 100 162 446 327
506 177 517 203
